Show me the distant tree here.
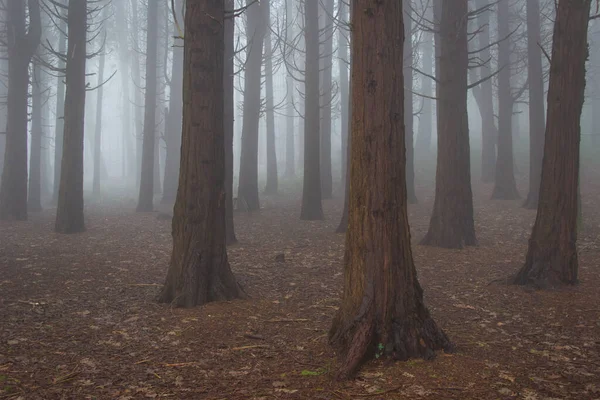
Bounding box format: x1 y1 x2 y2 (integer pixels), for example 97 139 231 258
513 0 591 287
319 0 334 200
420 1 476 248
55 0 88 233
92 31 107 198
136 0 159 212
522 0 546 209
52 6 67 204
329 0 452 379
224 0 237 244
28 55 44 212
300 0 324 220
263 0 278 195
237 0 266 211
159 0 243 307
415 4 433 155
338 0 349 184
404 0 417 204
491 0 520 200
0 0 41 221
283 0 296 179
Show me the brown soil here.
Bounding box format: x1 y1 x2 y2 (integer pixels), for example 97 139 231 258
1 174 599 399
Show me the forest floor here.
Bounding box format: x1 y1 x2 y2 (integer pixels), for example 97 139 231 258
1 170 600 400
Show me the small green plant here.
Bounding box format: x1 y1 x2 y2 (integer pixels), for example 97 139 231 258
375 343 385 359
300 368 326 377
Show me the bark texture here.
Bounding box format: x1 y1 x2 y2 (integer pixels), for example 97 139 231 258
420 1 476 249
523 0 545 209
329 0 452 380
300 0 324 220
158 0 243 307
0 0 41 221
513 0 590 287
55 0 87 233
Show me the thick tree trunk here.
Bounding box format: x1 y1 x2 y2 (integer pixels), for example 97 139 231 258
263 0 278 195
92 49 106 198
162 3 184 205
338 0 349 186
237 0 265 211
330 1 452 379
136 0 159 212
472 0 497 183
224 0 237 245
158 0 243 307
0 0 40 221
53 11 67 204
513 0 590 287
404 0 417 204
55 0 87 234
523 0 546 209
29 58 43 212
300 0 324 220
420 1 476 249
491 0 519 200
319 0 334 200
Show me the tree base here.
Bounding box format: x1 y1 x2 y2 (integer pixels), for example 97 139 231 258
420 224 477 249
491 185 520 200
522 193 538 210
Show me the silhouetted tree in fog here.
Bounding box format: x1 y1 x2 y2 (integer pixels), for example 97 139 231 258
300 0 324 220
52 7 67 204
330 0 452 379
420 1 476 248
319 0 334 200
514 0 591 287
224 0 237 244
523 0 546 209
264 0 278 195
415 3 433 155
0 0 41 221
283 0 296 179
55 0 88 233
28 55 44 212
137 0 159 212
404 0 417 204
92 16 107 198
238 0 266 211
159 0 243 307
338 0 349 185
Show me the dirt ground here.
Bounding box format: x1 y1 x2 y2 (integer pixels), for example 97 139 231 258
1 171 600 399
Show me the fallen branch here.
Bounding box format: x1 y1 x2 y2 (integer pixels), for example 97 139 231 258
163 362 197 367
231 345 270 351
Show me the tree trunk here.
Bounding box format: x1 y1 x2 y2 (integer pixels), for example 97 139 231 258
338 0 349 187
491 0 519 200
513 0 590 287
55 0 87 233
522 0 545 209
404 0 417 204
29 56 43 212
237 0 265 211
319 0 334 200
420 1 476 249
162 1 184 205
472 0 497 183
0 6 5 180
300 0 324 220
158 0 243 307
263 0 278 195
136 0 159 212
53 8 67 204
131 0 143 190
92 47 106 198
0 0 41 221
415 16 433 155
329 1 452 379
224 0 237 244
284 0 296 179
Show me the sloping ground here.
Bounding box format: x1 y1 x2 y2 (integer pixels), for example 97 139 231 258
1 177 599 399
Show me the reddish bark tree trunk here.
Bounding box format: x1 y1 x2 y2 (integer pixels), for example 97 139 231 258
522 0 545 209
0 0 41 221
300 0 324 220
158 0 243 307
55 0 87 233
513 0 591 287
420 1 476 249
330 0 452 380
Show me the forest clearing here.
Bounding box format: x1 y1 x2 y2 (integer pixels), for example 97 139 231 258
2 173 600 399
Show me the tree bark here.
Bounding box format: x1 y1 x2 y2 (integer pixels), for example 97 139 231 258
136 0 159 212
420 1 476 249
29 56 43 212
55 0 87 233
162 0 184 205
330 1 452 379
491 0 519 200
224 0 237 244
263 0 278 195
403 0 417 204
0 0 41 221
319 0 334 200
92 46 106 198
513 0 591 287
522 0 546 209
158 0 243 307
300 0 324 220
237 0 266 211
